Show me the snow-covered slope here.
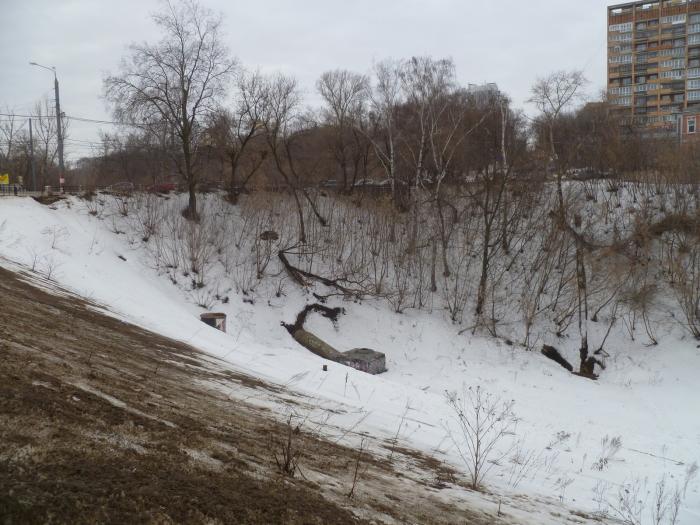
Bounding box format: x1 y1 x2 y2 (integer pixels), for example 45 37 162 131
1 194 698 524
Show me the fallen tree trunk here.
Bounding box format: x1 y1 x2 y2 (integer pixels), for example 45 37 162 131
282 304 386 375
282 303 344 335
292 329 342 361
541 345 573 372
278 250 363 296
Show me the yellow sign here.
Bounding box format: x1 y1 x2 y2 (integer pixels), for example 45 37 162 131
0 174 9 185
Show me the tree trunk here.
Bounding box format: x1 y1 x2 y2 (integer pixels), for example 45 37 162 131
430 237 438 293
575 242 590 374
436 194 451 277
187 180 198 220
292 189 306 244
182 123 198 221
228 151 239 204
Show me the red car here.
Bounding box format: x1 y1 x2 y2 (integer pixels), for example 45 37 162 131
147 181 178 193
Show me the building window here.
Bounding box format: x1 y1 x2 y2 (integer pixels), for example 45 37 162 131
661 14 687 26
661 70 685 79
610 54 633 64
609 22 633 32
688 117 697 134
661 58 686 69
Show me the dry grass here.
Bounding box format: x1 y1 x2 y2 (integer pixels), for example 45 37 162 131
0 266 505 524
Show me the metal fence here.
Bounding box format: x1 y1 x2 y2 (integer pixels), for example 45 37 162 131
0 185 33 197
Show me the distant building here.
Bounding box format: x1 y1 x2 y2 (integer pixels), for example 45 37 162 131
466 82 500 105
607 0 700 133
680 107 700 141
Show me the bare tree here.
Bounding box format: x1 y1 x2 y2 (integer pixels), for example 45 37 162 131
208 70 269 203
0 107 21 175
317 69 370 193
528 71 604 376
399 56 457 253
366 59 404 208
26 98 69 189
104 0 236 220
528 71 588 180
262 74 326 243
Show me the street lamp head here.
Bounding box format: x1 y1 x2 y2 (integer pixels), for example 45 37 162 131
29 61 56 75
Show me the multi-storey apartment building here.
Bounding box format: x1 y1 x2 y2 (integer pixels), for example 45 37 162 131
608 0 700 133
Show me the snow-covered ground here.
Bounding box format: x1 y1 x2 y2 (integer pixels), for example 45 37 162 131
1 194 698 524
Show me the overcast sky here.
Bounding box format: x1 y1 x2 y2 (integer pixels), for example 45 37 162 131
0 0 613 161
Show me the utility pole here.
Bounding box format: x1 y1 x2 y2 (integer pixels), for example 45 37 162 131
28 118 37 192
54 74 65 193
30 62 65 193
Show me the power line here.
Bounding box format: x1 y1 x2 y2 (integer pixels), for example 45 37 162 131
0 112 55 120
67 115 146 127
0 112 146 127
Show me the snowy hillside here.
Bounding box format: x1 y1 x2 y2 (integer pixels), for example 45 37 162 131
1 193 699 524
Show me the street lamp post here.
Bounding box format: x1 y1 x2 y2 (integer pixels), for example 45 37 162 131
30 62 65 193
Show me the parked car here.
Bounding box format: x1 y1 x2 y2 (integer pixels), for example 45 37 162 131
106 181 135 194
147 181 178 193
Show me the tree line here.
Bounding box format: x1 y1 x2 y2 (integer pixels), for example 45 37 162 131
5 0 700 378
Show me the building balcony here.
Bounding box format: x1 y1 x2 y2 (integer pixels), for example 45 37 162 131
637 10 660 22
661 4 688 17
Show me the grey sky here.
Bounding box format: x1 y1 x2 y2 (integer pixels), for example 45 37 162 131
0 0 613 161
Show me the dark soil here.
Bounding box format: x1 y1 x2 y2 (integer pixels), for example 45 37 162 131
0 267 367 524
0 266 504 525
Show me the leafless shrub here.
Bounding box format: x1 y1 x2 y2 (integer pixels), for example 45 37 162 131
683 461 698 498
112 194 130 217
444 385 517 490
41 225 68 250
41 255 61 281
83 194 103 217
559 427 577 443
192 288 216 310
505 440 547 490
346 437 368 499
132 193 163 242
25 246 42 272
619 281 659 345
271 413 304 478
592 435 622 471
604 473 689 525
671 246 700 338
554 475 575 503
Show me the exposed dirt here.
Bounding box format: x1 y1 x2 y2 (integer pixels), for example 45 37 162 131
31 194 65 206
0 266 505 524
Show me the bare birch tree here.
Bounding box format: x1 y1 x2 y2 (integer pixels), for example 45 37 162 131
399 56 456 253
367 59 404 208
